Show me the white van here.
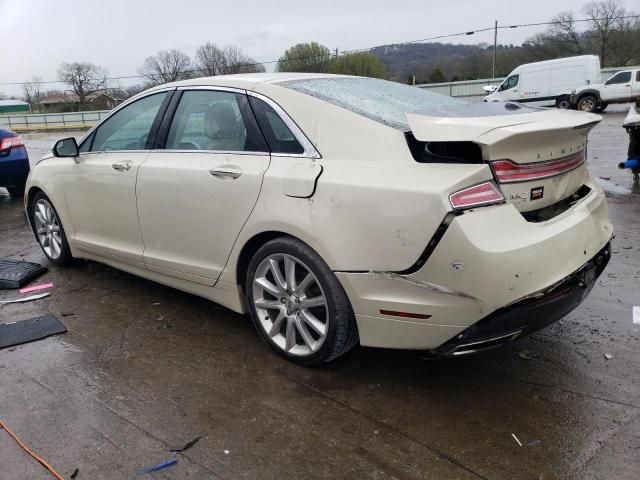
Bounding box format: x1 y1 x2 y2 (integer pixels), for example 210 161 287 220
483 55 601 108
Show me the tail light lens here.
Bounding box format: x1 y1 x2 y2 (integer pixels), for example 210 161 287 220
449 181 504 210
491 150 585 184
0 136 25 151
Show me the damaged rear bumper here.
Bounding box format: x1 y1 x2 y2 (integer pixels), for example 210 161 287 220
427 241 611 357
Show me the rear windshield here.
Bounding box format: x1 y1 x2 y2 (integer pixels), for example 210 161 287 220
279 77 462 130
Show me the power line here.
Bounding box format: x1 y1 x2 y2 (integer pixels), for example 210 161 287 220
2 14 639 88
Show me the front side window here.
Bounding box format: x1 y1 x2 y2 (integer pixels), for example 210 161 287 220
605 71 631 85
165 90 267 152
91 92 167 152
499 74 519 91
280 77 461 130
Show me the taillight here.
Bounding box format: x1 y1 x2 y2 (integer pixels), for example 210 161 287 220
449 181 504 210
0 136 25 151
491 150 585 184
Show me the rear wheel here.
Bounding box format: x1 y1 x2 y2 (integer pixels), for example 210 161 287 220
556 97 571 109
246 237 358 366
6 183 25 197
577 95 598 113
595 102 608 113
29 192 73 266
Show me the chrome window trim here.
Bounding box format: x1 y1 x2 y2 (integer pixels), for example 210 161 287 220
246 90 321 159
176 85 246 94
78 86 177 151
149 149 270 156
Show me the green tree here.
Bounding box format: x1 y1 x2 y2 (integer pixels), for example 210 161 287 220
427 68 446 83
328 52 387 78
276 42 332 73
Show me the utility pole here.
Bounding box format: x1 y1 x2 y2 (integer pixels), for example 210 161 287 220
492 20 498 78
334 48 338 59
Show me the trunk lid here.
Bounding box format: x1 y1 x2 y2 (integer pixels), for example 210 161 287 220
407 103 601 212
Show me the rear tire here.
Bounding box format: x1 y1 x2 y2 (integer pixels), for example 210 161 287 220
6 183 25 197
577 95 598 113
29 192 74 266
245 237 358 367
595 102 608 113
556 97 571 109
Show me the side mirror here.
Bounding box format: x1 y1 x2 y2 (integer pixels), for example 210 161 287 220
53 137 79 158
483 85 498 93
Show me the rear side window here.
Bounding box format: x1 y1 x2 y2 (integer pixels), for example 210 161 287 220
248 96 304 154
91 92 167 152
165 90 267 152
280 77 461 130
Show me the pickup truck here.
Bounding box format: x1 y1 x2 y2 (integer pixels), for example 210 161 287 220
571 68 640 112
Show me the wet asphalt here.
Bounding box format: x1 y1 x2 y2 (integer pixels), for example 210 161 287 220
1 107 639 479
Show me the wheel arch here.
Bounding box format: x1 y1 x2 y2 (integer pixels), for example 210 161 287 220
577 89 601 103
235 230 296 290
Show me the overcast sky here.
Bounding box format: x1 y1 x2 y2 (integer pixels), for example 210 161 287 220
0 0 634 96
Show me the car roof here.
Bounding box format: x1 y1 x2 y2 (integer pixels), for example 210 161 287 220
151 72 353 92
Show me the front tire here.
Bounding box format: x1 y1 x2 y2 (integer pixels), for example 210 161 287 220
577 95 598 113
245 237 358 366
29 192 73 266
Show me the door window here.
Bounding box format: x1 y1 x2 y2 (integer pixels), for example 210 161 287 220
499 74 519 91
605 71 631 85
91 92 168 152
165 90 267 152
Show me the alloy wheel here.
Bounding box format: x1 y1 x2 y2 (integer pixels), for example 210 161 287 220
579 98 595 112
33 198 63 259
252 253 329 356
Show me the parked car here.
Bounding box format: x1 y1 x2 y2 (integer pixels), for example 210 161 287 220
483 55 601 109
0 127 29 197
24 74 612 366
571 68 640 113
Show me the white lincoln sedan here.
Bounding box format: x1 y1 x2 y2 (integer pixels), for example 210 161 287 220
25 73 613 366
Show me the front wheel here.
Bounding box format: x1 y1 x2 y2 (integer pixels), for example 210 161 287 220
577 95 598 113
29 192 74 266
246 237 358 366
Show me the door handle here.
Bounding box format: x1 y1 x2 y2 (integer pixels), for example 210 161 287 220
112 161 132 171
209 166 242 179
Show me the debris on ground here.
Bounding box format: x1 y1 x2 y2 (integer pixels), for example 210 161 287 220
604 353 613 360
0 315 66 349
140 459 177 474
633 306 640 325
70 468 79 478
169 436 201 453
0 292 50 304
511 434 523 447
19 282 54 294
0 420 66 480
599 176 611 180
527 440 542 447
224 449 230 455
0 259 47 289
518 350 538 360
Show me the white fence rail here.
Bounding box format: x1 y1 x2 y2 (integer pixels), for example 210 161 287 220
416 66 632 103
0 110 110 132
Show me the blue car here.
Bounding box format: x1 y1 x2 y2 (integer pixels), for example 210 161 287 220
0 127 29 197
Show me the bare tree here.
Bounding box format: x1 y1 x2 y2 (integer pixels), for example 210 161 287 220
549 11 584 54
22 76 43 111
58 62 108 109
196 42 227 76
222 45 265 74
582 0 627 66
140 50 193 85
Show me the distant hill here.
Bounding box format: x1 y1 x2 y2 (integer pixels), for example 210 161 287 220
371 42 531 83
